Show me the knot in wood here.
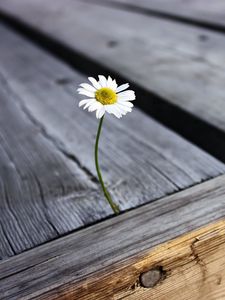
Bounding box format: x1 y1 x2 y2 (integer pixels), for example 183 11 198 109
140 267 164 288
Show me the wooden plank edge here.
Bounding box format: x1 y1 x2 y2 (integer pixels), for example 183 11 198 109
72 219 225 300
1 175 225 299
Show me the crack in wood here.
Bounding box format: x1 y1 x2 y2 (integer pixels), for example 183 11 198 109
10 79 99 185
33 173 60 236
190 238 207 283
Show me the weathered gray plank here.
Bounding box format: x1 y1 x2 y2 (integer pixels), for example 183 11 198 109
0 223 15 259
0 73 101 256
0 23 224 259
102 0 225 29
1 0 225 159
1 175 225 299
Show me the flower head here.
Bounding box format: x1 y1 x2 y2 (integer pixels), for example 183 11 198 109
78 75 135 119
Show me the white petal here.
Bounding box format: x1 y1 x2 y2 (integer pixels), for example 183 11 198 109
88 77 101 89
105 105 121 118
96 109 100 119
115 103 131 115
117 91 136 101
117 100 133 108
112 79 118 90
116 83 129 93
79 98 94 107
99 107 105 118
105 105 115 115
118 96 135 101
79 83 96 92
115 104 128 115
96 106 105 119
113 106 123 118
98 75 107 87
83 99 96 110
117 103 132 113
78 88 95 98
88 102 102 112
117 90 135 97
106 76 112 87
108 77 118 91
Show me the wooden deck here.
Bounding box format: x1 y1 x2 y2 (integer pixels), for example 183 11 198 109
0 1 225 299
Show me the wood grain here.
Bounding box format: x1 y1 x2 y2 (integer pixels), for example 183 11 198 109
101 0 225 30
117 221 225 300
0 68 99 259
1 0 225 159
1 23 223 258
1 175 225 299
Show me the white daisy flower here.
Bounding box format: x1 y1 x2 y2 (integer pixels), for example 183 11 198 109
77 75 135 119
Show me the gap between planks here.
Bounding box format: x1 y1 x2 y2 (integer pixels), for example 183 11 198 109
89 0 225 33
1 1 225 163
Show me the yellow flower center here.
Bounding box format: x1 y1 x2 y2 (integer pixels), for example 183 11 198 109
95 88 117 105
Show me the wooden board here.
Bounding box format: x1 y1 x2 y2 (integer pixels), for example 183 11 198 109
1 23 223 259
1 0 225 160
0 51 99 259
1 175 225 299
101 0 225 30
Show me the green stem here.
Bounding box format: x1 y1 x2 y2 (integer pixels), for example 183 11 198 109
95 115 120 214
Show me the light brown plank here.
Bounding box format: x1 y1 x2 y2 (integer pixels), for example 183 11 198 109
1 0 225 160
1 24 223 258
1 175 225 299
118 220 225 300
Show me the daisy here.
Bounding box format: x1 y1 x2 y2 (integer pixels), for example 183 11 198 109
77 75 135 119
77 76 136 215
